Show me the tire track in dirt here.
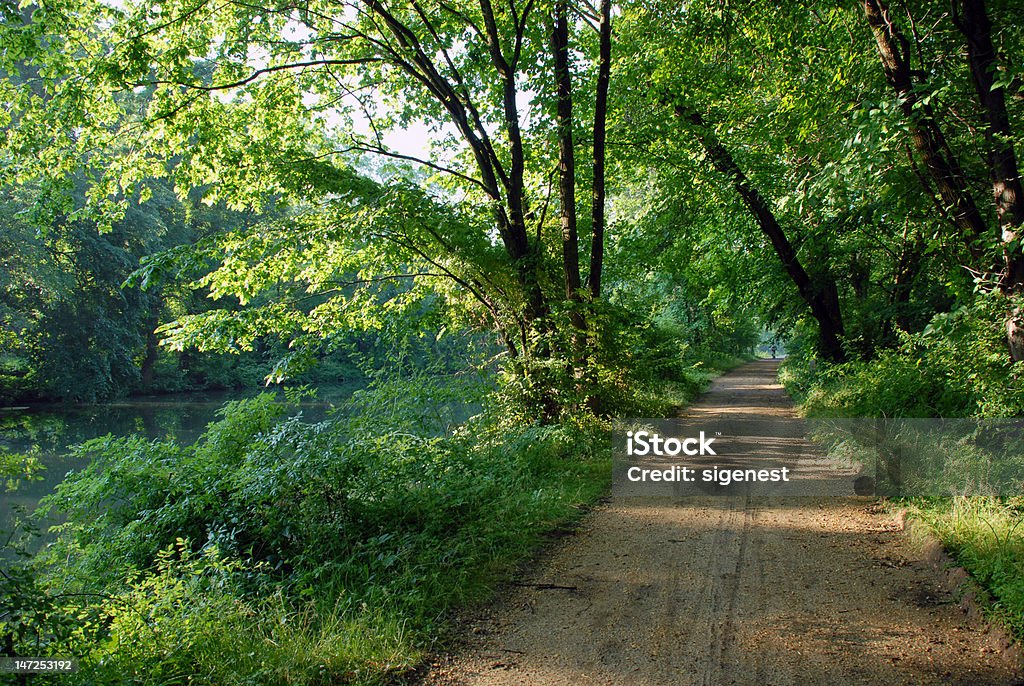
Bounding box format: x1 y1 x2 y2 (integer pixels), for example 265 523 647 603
421 360 1022 686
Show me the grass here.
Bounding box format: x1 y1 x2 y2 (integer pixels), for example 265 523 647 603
651 353 751 414
903 497 1024 640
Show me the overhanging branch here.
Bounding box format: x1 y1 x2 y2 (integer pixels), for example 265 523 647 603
137 58 382 92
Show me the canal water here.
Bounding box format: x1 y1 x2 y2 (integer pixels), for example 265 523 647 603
0 385 359 544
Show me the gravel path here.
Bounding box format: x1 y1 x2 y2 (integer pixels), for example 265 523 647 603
421 360 1022 686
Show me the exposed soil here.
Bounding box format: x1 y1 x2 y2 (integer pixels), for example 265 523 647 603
418 360 1022 686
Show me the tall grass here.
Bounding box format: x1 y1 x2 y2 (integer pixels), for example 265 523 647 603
907 498 1024 639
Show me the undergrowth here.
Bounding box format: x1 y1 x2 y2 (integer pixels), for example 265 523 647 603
3 375 610 685
1 340 747 683
905 497 1024 639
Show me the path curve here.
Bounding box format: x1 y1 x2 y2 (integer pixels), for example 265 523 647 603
422 360 1021 686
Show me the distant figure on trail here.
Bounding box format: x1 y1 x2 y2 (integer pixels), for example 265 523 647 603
770 345 777 359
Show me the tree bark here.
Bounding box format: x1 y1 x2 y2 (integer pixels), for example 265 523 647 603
139 310 161 387
551 0 582 311
676 106 846 362
864 0 988 257
951 0 1024 360
890 234 924 334
589 0 611 300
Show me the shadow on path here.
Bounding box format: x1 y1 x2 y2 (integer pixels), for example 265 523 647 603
421 360 1022 686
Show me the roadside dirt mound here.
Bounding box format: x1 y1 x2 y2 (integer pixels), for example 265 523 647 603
419 361 1022 686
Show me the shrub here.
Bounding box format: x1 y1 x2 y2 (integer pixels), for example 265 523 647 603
784 294 1024 419
21 379 610 684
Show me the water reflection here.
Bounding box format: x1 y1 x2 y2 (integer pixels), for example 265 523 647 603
0 385 360 539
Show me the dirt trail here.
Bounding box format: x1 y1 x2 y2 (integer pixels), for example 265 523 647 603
422 360 1021 686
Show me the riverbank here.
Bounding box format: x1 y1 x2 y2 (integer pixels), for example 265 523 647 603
2 379 610 684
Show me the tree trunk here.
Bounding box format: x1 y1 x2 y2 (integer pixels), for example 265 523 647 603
676 106 846 362
951 0 1024 360
138 295 163 388
551 0 582 316
589 0 611 300
139 321 160 387
475 0 550 329
864 0 989 257
890 235 923 335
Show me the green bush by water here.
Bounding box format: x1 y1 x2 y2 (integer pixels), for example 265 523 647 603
6 382 609 685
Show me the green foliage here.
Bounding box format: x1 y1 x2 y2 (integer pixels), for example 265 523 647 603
0 446 43 492
80 542 416 686
489 295 751 425
1 446 102 671
783 294 1024 419
343 369 487 436
0 179 293 402
18 380 609 684
0 187 143 402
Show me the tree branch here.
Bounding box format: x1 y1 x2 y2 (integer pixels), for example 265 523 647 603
137 58 382 92
338 138 489 191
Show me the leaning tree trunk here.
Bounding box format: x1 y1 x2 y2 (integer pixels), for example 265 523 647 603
676 105 846 362
864 0 988 258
